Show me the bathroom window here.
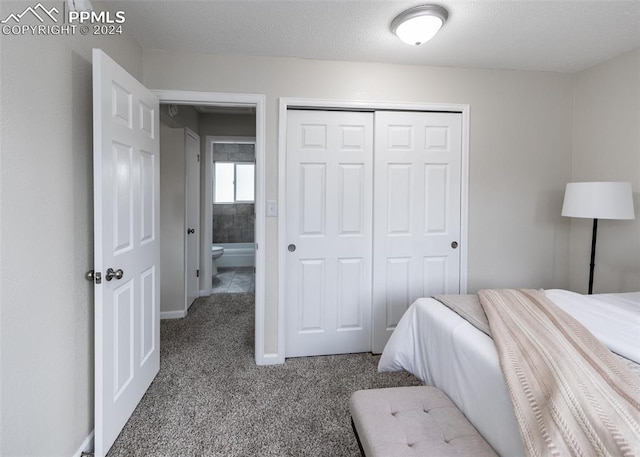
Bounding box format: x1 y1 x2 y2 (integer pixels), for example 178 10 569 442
214 162 255 203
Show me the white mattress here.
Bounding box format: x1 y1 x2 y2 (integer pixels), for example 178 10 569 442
378 290 640 457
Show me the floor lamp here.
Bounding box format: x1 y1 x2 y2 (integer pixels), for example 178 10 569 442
561 182 635 294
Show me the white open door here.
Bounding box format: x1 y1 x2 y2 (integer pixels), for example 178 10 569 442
185 128 201 308
92 49 160 457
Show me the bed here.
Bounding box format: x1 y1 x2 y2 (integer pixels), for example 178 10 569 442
378 289 640 457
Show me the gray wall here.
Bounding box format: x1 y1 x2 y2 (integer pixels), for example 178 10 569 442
0 1 143 454
199 112 256 137
143 50 576 356
160 104 201 133
570 48 640 293
160 125 187 314
213 203 255 243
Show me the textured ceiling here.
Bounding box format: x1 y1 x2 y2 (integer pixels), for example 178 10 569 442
104 0 640 73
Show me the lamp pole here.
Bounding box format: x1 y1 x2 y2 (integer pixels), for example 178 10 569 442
588 218 598 294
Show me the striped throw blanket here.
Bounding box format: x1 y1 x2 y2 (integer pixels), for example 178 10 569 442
478 289 640 457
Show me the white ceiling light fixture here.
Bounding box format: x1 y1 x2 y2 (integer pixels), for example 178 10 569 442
391 4 449 46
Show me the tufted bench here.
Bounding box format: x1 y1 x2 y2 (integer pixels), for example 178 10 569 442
350 386 498 457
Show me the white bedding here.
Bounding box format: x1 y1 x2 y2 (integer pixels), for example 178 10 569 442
545 289 640 364
378 290 640 457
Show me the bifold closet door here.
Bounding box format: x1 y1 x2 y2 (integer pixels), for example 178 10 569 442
285 110 374 357
372 111 463 353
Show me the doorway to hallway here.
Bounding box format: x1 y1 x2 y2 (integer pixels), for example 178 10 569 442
153 89 268 365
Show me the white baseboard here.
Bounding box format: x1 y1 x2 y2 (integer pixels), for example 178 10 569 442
160 310 187 320
72 430 94 457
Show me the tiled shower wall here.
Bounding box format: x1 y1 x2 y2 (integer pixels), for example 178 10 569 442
212 143 255 244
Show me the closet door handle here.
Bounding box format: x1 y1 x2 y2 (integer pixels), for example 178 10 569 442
288 244 296 252
187 228 195 234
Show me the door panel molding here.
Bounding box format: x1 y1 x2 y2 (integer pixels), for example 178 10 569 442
278 98 469 363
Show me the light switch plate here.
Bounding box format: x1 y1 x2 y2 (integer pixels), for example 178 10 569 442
266 200 278 217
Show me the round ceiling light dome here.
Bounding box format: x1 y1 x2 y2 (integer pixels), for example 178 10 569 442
391 4 449 46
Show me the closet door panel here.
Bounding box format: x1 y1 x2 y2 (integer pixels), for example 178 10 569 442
373 111 462 353
285 110 374 357
387 164 413 234
424 163 449 234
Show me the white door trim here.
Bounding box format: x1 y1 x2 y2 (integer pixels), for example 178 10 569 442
277 97 470 364
151 90 269 366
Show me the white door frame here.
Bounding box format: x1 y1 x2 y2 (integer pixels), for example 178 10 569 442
277 98 470 364
152 90 268 365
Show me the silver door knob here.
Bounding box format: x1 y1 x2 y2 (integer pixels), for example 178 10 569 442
105 268 124 281
288 244 296 252
85 270 102 284
187 228 195 234
451 241 459 249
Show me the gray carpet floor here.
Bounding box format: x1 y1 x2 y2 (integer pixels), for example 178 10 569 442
107 293 420 457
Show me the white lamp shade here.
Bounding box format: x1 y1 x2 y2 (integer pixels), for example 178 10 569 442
561 182 635 220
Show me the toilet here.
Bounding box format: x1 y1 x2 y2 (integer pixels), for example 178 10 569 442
211 245 225 276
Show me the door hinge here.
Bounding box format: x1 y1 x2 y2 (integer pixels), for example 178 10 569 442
196 269 200 278
197 154 200 162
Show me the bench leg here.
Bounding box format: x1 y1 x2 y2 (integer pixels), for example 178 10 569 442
351 417 366 457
